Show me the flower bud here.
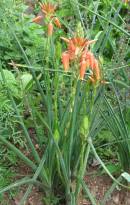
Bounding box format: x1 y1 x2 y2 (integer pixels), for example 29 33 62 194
80 115 89 139
32 16 43 24
54 128 60 143
62 52 70 72
48 22 53 36
80 60 89 80
93 59 100 81
86 52 95 70
54 17 61 28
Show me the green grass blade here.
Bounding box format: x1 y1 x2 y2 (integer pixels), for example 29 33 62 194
0 178 42 195
0 135 36 171
19 147 49 205
101 176 122 205
88 137 130 189
78 2 130 37
81 179 97 205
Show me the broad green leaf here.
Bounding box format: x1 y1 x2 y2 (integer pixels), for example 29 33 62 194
121 172 130 183
0 69 18 97
0 69 16 85
20 73 33 91
101 163 121 175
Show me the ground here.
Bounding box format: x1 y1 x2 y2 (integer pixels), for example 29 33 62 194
83 167 130 205
2 165 130 205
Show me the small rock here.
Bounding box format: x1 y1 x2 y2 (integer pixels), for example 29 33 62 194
112 194 120 204
126 196 130 205
91 159 100 167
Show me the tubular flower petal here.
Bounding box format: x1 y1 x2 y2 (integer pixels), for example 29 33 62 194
60 37 70 43
86 40 97 47
93 59 100 81
68 38 87 58
62 52 70 72
72 37 87 47
53 17 61 28
85 51 101 82
61 37 96 60
61 36 100 81
48 23 53 36
80 60 89 80
32 16 43 24
89 76 96 84
81 50 87 61
40 3 56 16
86 52 95 70
68 40 77 60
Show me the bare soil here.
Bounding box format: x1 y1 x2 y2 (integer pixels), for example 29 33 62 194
2 165 130 205
2 188 44 205
83 167 130 205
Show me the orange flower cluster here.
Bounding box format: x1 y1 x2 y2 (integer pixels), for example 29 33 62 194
32 2 101 83
32 2 61 36
61 37 100 82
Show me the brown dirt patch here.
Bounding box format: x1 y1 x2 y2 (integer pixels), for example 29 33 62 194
2 187 44 205
83 168 130 205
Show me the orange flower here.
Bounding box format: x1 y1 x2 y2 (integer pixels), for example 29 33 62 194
80 60 89 80
61 37 96 60
93 59 100 81
54 17 61 28
40 2 56 16
84 51 100 82
48 22 53 36
61 36 100 82
32 2 61 36
62 52 70 72
32 15 43 24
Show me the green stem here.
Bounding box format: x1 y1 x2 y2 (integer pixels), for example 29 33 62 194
75 142 86 199
75 143 90 202
28 94 43 146
82 144 91 174
19 148 50 205
68 79 80 169
0 133 48 185
0 178 43 194
36 111 69 185
81 180 97 205
101 176 122 205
